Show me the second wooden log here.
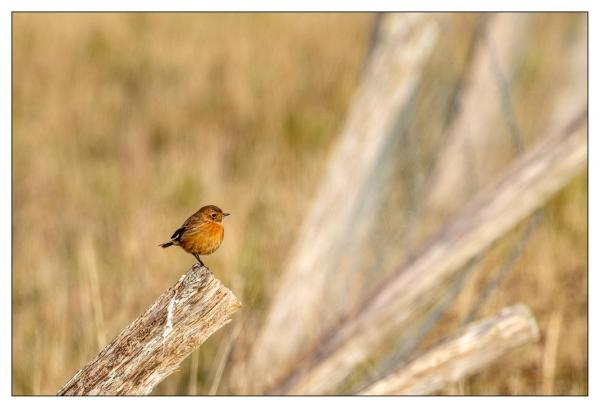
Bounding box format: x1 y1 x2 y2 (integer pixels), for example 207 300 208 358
359 304 539 395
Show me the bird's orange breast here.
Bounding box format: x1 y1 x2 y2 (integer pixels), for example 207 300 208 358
180 221 224 255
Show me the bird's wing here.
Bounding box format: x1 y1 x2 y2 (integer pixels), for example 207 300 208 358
170 226 186 240
173 212 203 239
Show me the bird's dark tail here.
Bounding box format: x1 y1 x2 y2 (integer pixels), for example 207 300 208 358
159 241 174 248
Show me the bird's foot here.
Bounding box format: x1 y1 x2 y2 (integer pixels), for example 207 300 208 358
193 254 205 268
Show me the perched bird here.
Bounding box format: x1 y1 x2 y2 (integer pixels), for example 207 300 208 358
160 205 230 267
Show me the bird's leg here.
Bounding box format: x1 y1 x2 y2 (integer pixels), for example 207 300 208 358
193 253 205 267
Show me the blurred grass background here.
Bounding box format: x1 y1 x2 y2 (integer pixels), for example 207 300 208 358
12 13 586 395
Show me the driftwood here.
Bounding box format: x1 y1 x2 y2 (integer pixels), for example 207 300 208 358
267 109 586 395
58 264 241 395
359 304 539 395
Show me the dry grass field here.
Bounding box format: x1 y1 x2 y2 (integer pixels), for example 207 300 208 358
12 13 586 395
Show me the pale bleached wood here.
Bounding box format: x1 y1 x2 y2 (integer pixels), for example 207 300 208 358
426 13 531 214
240 13 443 393
359 304 539 395
267 109 586 395
58 264 241 395
427 14 587 217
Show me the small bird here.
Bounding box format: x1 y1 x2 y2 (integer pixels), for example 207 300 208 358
160 205 230 267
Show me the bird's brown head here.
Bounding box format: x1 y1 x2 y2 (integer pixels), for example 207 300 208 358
199 205 230 223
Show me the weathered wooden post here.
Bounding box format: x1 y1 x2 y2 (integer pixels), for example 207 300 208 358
58 264 241 395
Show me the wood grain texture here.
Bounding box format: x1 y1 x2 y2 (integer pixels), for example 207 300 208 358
58 264 241 395
267 109 586 395
359 304 540 395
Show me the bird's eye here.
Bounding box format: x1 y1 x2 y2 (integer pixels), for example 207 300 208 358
211 213 217 219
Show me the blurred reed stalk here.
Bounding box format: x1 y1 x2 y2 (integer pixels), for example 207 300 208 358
187 350 200 395
80 235 107 349
208 320 242 395
542 309 564 395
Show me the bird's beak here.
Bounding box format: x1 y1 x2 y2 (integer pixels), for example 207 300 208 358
223 213 231 217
